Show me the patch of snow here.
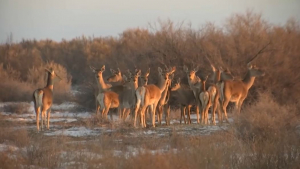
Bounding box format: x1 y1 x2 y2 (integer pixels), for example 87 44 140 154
44 127 99 137
0 143 19 152
143 130 156 135
51 102 78 110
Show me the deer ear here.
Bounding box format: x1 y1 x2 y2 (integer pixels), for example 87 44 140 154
158 67 162 73
211 64 216 72
194 65 199 72
177 78 181 83
136 69 141 76
247 63 253 69
183 65 188 73
122 75 128 82
110 68 115 74
101 65 105 71
146 68 150 75
170 66 176 74
89 66 96 72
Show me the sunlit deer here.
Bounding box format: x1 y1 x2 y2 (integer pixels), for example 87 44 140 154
183 65 201 123
90 65 112 92
197 76 211 125
134 67 176 128
107 68 126 85
219 63 265 121
139 68 150 86
170 78 197 124
90 65 119 119
33 67 61 131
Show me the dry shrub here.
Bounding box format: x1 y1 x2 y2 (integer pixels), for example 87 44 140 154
74 83 97 111
25 135 65 168
0 64 33 102
1 102 31 114
27 61 72 103
232 92 300 169
0 127 30 147
0 78 33 102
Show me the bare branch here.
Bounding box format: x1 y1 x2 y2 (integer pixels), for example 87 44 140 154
247 41 271 64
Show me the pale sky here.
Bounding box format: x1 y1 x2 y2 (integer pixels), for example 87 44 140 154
0 0 299 43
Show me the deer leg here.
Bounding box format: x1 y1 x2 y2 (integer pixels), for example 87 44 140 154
180 106 184 124
187 106 191 124
140 107 144 127
134 104 140 128
196 104 200 124
123 108 130 121
218 98 224 124
211 99 218 125
165 105 170 125
151 103 158 128
101 108 105 119
201 104 205 124
36 107 40 131
140 106 147 128
41 109 46 130
238 98 245 114
96 102 100 115
216 102 222 124
160 105 164 125
157 105 162 125
47 109 51 130
222 98 230 123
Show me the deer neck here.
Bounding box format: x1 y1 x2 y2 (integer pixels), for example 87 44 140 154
133 80 139 90
201 81 206 91
158 78 169 94
46 74 54 91
187 76 199 87
96 74 111 91
212 70 221 83
242 71 256 90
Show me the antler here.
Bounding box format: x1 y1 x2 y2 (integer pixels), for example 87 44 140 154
247 41 271 64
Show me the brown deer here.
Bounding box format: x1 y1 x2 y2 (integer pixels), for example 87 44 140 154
139 68 150 86
33 68 61 131
90 65 120 119
134 67 176 128
219 63 265 122
107 68 126 85
170 78 197 124
183 65 201 123
197 76 211 125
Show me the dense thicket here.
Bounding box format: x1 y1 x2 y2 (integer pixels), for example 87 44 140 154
1 12 299 107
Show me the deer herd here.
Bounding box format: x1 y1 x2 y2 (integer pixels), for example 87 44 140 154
33 61 265 131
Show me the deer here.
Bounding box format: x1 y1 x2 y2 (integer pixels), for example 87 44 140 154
219 63 265 121
218 42 269 122
207 64 234 125
107 68 126 85
170 78 197 124
134 67 176 128
33 67 61 131
196 76 212 125
90 65 120 119
117 69 141 121
183 65 201 124
157 66 174 126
